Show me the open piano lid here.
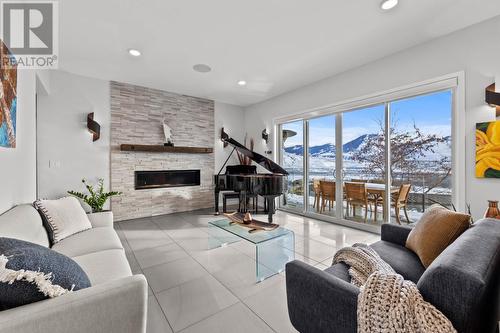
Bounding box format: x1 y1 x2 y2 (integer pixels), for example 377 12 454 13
221 129 289 175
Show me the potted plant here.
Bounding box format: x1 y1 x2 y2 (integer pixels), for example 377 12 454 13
68 178 122 213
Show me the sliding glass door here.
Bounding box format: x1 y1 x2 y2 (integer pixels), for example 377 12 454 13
389 90 453 223
280 120 304 212
277 87 455 229
342 105 386 225
307 115 336 215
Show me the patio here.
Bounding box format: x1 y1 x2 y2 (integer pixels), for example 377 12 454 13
283 178 453 227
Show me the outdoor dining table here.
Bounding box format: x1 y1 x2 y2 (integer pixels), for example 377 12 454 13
318 181 399 220
360 182 399 220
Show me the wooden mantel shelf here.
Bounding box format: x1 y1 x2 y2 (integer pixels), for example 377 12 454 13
120 144 213 154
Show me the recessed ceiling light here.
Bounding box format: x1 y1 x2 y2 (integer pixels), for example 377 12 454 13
380 0 398 10
237 80 247 86
193 64 212 73
128 49 141 57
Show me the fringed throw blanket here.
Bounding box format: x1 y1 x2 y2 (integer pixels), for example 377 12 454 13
333 244 456 333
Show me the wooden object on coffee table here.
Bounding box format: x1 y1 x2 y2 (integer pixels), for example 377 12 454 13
223 212 279 233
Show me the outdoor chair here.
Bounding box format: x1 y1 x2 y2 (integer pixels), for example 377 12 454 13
373 183 412 224
344 182 372 222
319 181 335 212
312 179 322 211
392 184 411 224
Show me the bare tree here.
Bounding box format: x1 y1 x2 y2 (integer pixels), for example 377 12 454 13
351 122 451 194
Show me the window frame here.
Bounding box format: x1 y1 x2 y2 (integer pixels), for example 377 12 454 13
275 72 465 233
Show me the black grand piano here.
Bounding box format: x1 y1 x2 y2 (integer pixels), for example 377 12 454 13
214 129 288 223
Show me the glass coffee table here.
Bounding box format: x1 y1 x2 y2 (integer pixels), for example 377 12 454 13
208 219 295 282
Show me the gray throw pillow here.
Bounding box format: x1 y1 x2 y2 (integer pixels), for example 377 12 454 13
0 237 91 310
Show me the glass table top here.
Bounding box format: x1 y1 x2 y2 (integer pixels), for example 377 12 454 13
208 219 293 245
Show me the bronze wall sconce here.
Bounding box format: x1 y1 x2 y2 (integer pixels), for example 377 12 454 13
486 83 500 117
262 129 269 144
221 127 229 148
87 112 100 142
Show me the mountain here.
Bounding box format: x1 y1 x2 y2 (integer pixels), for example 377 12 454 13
284 143 336 157
309 143 336 157
283 134 451 164
284 144 304 156
343 134 377 153
284 134 377 156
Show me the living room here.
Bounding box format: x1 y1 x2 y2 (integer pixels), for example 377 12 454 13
0 1 499 332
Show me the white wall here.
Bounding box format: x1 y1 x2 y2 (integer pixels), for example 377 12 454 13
244 16 500 220
0 71 37 214
35 73 244 212
37 71 110 210
214 102 246 173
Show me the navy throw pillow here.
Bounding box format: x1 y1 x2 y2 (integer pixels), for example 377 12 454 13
0 237 91 310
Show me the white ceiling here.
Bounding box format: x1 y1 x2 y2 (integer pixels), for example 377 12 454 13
60 0 500 106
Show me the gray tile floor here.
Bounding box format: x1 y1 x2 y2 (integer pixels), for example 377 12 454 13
114 208 380 333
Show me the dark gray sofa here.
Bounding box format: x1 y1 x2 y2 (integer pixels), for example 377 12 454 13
286 218 500 333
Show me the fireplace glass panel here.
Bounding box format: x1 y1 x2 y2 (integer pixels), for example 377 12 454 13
135 170 200 190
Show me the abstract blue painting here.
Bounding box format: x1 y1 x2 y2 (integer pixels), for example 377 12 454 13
0 40 17 148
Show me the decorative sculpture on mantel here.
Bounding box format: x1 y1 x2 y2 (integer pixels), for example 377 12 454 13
162 118 174 146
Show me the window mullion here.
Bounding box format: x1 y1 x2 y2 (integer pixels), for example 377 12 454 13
384 102 391 224
303 119 309 213
335 113 343 219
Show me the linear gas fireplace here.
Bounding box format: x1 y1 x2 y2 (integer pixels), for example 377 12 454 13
135 170 200 190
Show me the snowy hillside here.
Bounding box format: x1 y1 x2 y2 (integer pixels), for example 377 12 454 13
284 134 451 162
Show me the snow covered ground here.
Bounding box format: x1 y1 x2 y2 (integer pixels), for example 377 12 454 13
283 193 424 224
283 149 451 193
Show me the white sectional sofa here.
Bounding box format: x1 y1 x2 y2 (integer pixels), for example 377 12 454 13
0 204 147 333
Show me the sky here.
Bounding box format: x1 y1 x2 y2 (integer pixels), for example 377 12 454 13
282 89 452 147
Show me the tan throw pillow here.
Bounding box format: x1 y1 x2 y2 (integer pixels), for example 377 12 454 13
406 205 470 268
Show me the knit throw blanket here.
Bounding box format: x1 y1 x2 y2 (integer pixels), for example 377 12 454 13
333 243 456 333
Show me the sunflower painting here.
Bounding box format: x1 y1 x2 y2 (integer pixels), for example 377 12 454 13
476 120 500 178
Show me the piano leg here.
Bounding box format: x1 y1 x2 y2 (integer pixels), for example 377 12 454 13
214 189 220 215
240 191 248 213
267 197 275 223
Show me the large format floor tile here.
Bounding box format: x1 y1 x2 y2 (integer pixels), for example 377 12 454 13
120 224 174 251
153 218 192 231
229 240 256 259
134 242 189 269
294 237 337 262
212 255 284 299
175 236 212 253
127 236 174 252
179 303 273 333
147 296 173 333
243 281 298 333
156 275 238 332
164 226 208 240
116 208 379 333
142 257 208 293
190 245 251 273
